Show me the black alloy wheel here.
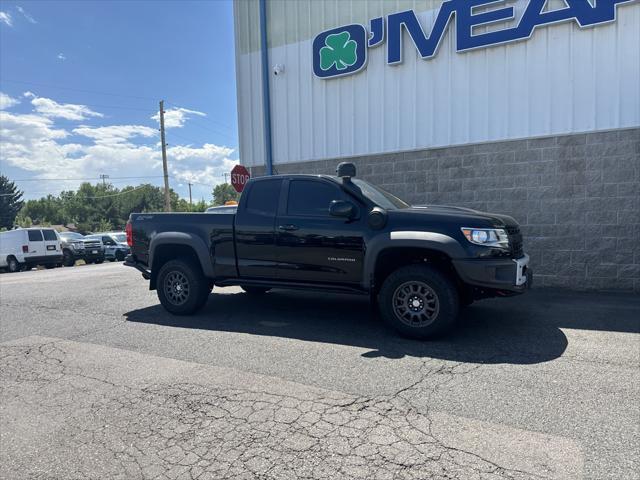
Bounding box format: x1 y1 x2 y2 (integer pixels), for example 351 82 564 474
156 259 211 315
391 281 440 327
378 264 459 339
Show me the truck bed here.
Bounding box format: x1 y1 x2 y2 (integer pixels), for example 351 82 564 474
129 212 236 277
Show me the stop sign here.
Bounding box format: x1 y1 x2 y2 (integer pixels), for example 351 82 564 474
230 165 250 193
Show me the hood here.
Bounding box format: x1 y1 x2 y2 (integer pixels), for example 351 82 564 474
393 205 519 228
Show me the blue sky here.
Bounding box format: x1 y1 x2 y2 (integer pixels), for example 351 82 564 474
0 0 238 201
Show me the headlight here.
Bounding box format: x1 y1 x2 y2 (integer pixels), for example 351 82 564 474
461 227 509 249
69 244 76 250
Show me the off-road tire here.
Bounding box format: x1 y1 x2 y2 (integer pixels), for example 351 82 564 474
7 256 21 273
157 259 210 315
240 286 271 295
378 264 459 339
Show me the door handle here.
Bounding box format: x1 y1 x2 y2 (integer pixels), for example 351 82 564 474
278 224 299 231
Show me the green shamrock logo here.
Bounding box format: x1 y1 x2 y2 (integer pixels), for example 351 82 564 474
319 31 358 71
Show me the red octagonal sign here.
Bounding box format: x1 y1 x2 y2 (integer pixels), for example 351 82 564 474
230 165 250 193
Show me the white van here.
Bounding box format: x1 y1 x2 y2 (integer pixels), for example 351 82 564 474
0 228 63 273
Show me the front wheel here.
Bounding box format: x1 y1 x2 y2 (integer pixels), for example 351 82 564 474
95 258 104 264
63 250 75 267
378 265 459 339
157 259 211 315
240 286 271 295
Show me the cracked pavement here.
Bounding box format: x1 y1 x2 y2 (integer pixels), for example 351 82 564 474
1 263 639 479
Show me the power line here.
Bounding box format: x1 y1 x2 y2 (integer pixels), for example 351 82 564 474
77 185 148 199
165 100 236 132
10 175 168 182
0 78 157 101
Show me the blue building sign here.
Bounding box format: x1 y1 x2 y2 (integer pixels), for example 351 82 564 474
313 0 635 79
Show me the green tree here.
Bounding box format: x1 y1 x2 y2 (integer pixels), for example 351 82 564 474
0 175 24 229
212 183 239 206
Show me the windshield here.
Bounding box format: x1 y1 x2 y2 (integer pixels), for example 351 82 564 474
60 232 84 240
112 234 126 242
352 179 410 210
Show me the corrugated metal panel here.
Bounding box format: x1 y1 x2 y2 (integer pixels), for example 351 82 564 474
235 1 640 167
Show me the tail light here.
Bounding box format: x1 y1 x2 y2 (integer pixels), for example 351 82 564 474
22 245 28 253
125 221 133 247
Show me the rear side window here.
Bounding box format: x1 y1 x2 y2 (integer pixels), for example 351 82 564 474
42 230 58 241
28 230 43 242
287 180 343 217
245 180 282 215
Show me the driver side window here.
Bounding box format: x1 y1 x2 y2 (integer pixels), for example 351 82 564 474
287 180 343 217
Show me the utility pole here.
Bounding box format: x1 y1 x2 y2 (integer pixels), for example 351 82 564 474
99 174 109 187
159 100 171 212
223 173 229 184
188 183 193 211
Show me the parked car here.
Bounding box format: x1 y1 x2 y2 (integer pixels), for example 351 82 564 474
125 162 531 339
87 232 130 261
205 205 238 214
0 228 63 272
58 232 105 266
58 231 87 266
81 236 106 264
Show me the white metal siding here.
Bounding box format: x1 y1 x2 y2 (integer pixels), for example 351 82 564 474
235 1 640 167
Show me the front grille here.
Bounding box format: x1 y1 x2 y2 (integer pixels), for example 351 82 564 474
83 240 102 249
505 225 524 258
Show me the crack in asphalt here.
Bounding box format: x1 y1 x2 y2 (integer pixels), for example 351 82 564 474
0 340 550 480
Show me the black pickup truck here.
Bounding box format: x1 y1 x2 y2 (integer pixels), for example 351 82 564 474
125 163 531 339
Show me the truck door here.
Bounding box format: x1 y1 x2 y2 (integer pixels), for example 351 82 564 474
234 178 283 278
276 178 364 285
26 229 44 257
42 229 61 257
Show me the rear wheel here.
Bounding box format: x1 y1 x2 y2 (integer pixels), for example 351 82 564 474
95 258 104 264
240 286 271 295
157 259 210 315
378 264 459 339
7 256 21 273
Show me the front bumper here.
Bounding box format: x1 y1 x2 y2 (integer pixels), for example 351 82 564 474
83 250 104 260
453 254 532 294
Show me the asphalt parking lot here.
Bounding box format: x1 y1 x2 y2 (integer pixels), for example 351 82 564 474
0 263 638 480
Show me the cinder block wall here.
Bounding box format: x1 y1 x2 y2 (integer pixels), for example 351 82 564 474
250 128 640 292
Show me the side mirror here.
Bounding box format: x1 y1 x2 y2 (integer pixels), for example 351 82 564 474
329 200 356 219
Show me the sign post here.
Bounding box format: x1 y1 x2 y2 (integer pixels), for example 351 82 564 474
230 165 250 193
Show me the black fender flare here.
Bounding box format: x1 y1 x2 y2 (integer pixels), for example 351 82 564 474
363 231 466 290
149 232 215 278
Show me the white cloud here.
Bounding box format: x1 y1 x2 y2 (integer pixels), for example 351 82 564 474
57 53 66 61
73 125 157 145
0 11 13 27
0 92 21 110
0 93 237 199
151 107 206 129
16 6 36 24
24 92 103 121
